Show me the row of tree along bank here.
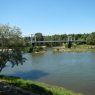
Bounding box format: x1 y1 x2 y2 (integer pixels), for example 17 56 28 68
23 32 95 51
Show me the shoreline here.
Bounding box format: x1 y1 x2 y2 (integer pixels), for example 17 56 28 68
52 48 95 52
0 49 13 51
33 51 46 53
52 45 95 52
0 75 83 95
1 44 95 52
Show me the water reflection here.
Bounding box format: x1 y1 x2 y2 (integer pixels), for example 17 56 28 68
4 70 49 80
5 65 10 68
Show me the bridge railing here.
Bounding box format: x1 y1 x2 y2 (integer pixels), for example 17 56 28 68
29 34 86 43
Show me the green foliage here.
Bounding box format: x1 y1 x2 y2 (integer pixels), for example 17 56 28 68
83 33 89 40
33 46 45 52
56 48 59 51
25 45 45 53
0 24 26 72
35 33 44 41
33 46 39 52
23 32 90 47
76 42 85 45
61 34 68 40
35 33 44 46
25 47 32 53
65 43 69 48
38 46 45 51
22 32 95 47
75 34 82 40
86 32 95 45
71 43 76 48
43 34 68 46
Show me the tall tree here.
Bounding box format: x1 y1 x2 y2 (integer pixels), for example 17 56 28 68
0 24 26 72
35 33 44 41
61 34 68 40
35 33 44 46
86 32 95 45
75 34 82 40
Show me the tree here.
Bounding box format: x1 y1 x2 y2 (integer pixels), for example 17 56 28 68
75 34 82 40
35 33 44 46
35 33 44 41
61 34 68 40
0 24 26 72
51 34 62 46
86 32 95 45
83 33 89 40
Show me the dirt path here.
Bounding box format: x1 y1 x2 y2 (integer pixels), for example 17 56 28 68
0 81 39 95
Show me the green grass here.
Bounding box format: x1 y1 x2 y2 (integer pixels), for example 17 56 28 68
0 75 83 95
71 44 95 49
63 44 95 52
47 44 95 52
71 44 95 52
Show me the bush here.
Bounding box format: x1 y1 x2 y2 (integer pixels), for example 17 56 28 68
71 43 77 48
25 46 45 53
38 46 45 51
25 47 33 53
56 48 59 51
65 43 69 48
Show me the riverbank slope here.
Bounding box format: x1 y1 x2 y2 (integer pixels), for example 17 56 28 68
0 75 83 95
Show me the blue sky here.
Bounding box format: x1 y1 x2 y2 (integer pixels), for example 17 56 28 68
0 0 95 36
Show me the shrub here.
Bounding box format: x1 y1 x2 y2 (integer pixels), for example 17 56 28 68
65 43 69 48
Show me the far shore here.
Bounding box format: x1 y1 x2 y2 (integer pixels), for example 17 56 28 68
52 44 95 52
0 49 13 51
1 44 95 52
33 51 46 53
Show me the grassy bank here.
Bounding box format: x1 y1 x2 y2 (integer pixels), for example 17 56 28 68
0 75 83 95
52 44 95 52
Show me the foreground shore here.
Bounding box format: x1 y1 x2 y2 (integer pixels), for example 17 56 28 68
0 75 83 95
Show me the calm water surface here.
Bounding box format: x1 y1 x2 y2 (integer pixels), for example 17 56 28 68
1 48 95 95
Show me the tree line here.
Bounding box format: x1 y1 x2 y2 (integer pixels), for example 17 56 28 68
23 32 95 46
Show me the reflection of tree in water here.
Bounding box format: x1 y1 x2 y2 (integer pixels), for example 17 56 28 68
0 50 26 72
32 53 44 57
0 24 26 72
31 53 44 65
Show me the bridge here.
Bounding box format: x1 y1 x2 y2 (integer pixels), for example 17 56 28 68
27 34 86 48
27 40 86 43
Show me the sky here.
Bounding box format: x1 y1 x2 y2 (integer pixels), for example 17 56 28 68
0 0 95 36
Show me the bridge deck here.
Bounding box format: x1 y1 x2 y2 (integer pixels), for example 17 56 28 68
27 40 86 43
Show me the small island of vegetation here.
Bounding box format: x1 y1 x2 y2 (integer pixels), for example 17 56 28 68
24 43 45 53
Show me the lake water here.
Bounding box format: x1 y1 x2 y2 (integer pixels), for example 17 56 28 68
1 48 95 95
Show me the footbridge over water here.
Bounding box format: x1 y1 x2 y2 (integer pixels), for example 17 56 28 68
28 40 86 48
28 40 86 43
27 34 86 48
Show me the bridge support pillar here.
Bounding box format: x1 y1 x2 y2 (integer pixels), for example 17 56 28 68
31 34 37 46
34 43 37 46
68 42 72 48
34 34 37 46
